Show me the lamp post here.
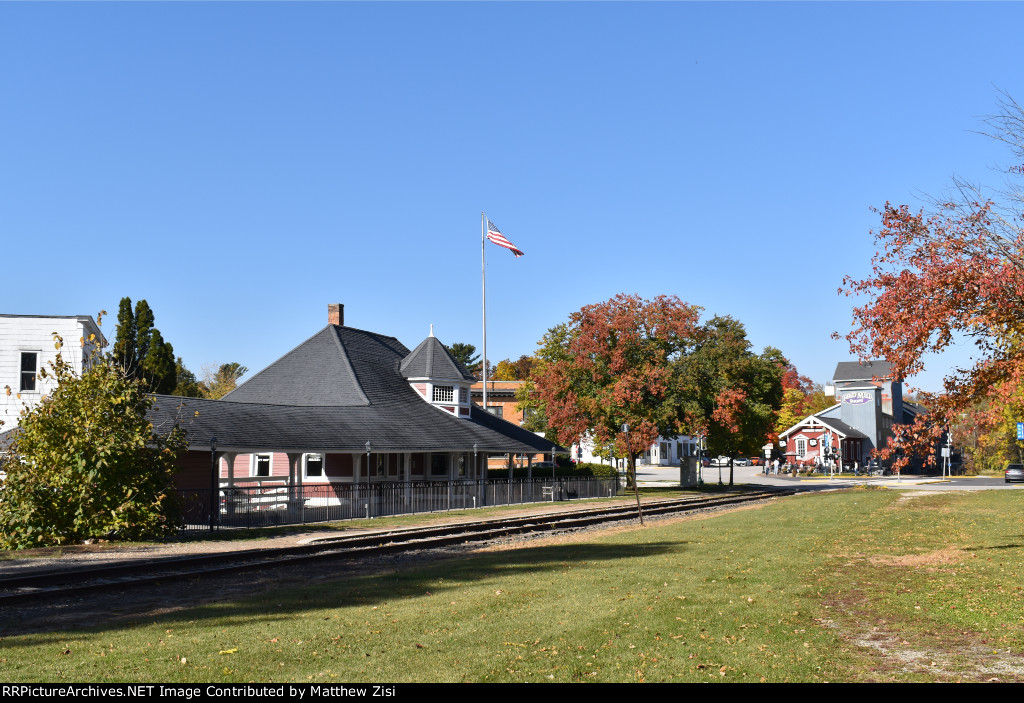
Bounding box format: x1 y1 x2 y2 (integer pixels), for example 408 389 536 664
209 436 218 532
473 443 478 477
365 440 372 477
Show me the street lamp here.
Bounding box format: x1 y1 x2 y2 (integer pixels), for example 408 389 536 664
365 440 372 477
209 435 218 532
473 443 478 477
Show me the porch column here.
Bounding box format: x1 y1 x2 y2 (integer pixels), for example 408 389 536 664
287 452 303 519
222 452 238 486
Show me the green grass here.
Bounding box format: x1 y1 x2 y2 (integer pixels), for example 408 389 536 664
4 488 1023 682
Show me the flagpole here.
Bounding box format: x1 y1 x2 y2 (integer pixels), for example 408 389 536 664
481 212 487 412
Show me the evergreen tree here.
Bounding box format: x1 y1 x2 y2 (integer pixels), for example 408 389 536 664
112 298 137 375
141 329 177 395
444 342 481 376
111 297 178 394
172 357 203 398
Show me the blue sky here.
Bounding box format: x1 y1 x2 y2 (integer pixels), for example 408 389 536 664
2 2 1020 392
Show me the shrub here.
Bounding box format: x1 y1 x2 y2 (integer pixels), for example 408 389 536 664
0 341 187 548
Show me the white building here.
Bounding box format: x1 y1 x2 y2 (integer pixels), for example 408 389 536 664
571 432 701 467
0 314 106 430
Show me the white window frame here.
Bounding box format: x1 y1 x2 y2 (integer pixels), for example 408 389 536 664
251 453 272 477
304 453 325 481
432 385 454 403
796 439 807 458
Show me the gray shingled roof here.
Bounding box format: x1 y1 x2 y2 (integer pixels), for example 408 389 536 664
223 325 410 406
400 336 476 381
147 395 558 454
172 323 561 454
832 360 894 382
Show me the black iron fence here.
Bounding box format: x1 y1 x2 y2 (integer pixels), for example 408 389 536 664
176 477 619 533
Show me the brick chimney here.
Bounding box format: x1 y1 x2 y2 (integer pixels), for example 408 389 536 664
327 303 344 326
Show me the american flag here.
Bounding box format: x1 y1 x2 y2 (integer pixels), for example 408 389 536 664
486 219 525 258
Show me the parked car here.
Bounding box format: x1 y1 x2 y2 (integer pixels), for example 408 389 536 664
749 457 763 466
531 461 558 471
1005 464 1024 483
733 457 750 467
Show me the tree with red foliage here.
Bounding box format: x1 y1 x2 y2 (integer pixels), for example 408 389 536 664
775 363 833 435
839 93 1024 470
531 295 784 489
530 294 703 489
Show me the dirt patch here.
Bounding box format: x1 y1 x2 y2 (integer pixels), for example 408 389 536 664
870 547 965 568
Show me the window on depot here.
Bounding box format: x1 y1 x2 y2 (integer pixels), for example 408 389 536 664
432 385 454 403
305 454 324 478
796 439 807 458
253 454 272 477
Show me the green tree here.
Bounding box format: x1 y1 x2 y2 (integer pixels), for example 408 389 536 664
444 342 481 376
0 337 187 548
172 357 203 398
676 316 785 481
530 294 704 490
112 297 176 394
201 362 248 400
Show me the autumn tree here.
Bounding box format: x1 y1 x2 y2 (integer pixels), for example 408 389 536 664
0 336 187 548
839 93 1024 468
530 294 703 489
775 364 833 434
493 355 538 381
201 362 249 400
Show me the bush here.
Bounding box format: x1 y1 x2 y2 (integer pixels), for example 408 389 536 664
487 461 618 479
0 343 187 548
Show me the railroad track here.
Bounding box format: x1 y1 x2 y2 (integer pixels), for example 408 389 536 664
0 489 794 605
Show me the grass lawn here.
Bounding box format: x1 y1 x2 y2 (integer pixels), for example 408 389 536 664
3 487 1023 682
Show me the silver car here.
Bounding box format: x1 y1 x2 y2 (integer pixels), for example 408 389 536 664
1005 464 1024 483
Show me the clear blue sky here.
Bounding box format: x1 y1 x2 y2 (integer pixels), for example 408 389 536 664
3 2 1020 392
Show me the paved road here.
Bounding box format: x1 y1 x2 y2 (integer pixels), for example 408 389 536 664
633 462 1021 491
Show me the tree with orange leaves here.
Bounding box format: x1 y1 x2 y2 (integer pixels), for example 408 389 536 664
530 295 784 488
530 294 702 489
839 93 1024 470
